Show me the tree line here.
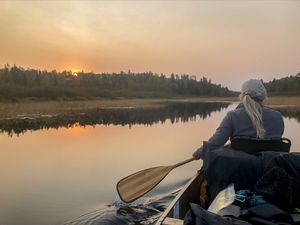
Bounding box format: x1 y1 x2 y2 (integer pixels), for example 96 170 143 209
264 72 300 95
0 65 234 100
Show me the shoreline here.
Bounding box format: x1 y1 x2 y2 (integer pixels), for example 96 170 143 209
0 96 299 120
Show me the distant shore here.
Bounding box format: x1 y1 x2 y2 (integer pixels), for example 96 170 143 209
265 96 300 108
0 96 299 120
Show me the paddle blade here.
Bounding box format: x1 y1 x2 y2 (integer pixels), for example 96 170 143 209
117 166 173 203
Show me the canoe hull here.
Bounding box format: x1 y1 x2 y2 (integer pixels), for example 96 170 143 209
155 173 202 225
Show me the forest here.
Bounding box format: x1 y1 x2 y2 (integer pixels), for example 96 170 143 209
0 65 234 100
264 72 300 95
1 65 299 100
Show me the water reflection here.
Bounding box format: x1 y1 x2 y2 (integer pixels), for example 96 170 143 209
0 102 231 136
277 107 300 123
0 102 300 225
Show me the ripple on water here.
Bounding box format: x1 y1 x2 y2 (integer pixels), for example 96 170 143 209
64 193 177 225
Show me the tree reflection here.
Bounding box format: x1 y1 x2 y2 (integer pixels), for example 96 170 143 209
1 103 300 137
277 107 300 123
0 102 231 137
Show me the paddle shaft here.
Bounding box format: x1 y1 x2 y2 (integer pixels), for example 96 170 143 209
172 157 196 168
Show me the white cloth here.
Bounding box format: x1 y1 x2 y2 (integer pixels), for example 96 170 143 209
241 79 267 101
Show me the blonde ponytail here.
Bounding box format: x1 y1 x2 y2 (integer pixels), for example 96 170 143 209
240 93 266 139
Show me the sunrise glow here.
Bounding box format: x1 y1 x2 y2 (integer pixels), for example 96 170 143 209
0 1 299 90
71 68 80 76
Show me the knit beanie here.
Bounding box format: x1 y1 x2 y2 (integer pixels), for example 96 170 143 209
241 79 267 101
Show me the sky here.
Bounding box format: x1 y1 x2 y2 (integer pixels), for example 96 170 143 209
0 1 299 90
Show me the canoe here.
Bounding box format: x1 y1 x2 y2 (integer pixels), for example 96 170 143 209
154 173 201 225
154 172 300 225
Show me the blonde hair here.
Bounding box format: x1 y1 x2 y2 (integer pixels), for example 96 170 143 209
239 93 266 139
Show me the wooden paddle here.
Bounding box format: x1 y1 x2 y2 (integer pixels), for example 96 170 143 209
117 157 195 203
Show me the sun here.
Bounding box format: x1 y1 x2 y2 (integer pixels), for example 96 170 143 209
71 68 80 76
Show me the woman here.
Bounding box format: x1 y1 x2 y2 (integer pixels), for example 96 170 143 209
193 79 284 159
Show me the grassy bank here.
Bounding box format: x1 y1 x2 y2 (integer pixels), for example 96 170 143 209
0 96 299 120
266 96 300 108
0 97 236 119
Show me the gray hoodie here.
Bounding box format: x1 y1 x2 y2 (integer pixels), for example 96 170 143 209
194 104 284 158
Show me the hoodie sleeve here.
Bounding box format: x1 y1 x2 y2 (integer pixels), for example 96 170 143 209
193 111 233 159
206 111 234 149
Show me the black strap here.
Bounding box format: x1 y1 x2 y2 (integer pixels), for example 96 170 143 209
230 137 291 154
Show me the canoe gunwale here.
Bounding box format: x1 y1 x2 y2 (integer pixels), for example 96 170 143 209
154 173 199 225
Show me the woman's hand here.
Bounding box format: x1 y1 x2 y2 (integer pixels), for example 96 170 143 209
192 147 203 160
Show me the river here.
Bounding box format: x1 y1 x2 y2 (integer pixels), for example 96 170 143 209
0 102 299 225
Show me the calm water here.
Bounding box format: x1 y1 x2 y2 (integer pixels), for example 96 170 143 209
0 102 299 225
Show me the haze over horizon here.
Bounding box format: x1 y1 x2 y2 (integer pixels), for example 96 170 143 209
0 1 299 90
